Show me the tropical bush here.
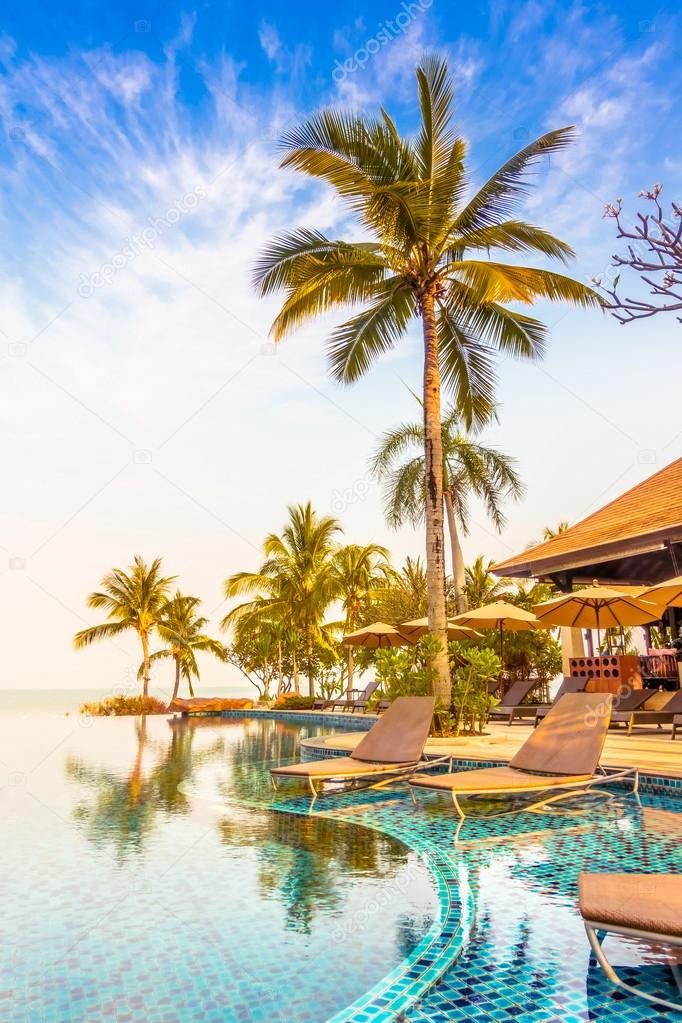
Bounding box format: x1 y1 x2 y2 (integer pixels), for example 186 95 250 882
448 647 501 735
374 635 439 701
80 695 168 716
275 694 316 710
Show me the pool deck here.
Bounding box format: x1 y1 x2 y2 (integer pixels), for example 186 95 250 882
301 716 682 780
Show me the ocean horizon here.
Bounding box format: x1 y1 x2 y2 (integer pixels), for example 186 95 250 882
0 685 257 716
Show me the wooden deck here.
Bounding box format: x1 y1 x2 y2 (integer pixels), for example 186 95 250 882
304 719 682 780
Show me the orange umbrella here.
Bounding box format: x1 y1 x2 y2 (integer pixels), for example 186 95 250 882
640 575 682 609
341 622 415 648
450 600 538 664
534 584 660 652
399 617 481 641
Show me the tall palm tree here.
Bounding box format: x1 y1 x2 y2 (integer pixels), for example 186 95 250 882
224 503 341 697
74 555 175 697
332 542 390 695
147 592 227 705
370 404 523 614
253 55 601 698
373 555 429 625
463 554 510 609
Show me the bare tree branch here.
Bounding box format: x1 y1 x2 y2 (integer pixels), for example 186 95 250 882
593 184 682 325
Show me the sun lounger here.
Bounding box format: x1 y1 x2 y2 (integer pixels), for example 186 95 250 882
579 872 682 1012
271 696 442 802
608 688 656 731
619 688 682 737
328 677 381 713
409 692 637 819
488 677 543 725
534 676 587 725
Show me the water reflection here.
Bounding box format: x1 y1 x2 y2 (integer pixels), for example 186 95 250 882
65 717 225 858
65 715 433 947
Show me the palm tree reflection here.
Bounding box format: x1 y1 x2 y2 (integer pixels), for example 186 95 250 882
65 717 224 859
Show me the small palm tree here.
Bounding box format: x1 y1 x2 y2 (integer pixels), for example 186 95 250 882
543 520 570 540
148 592 227 704
224 503 341 697
332 542 390 695
370 404 523 613
254 55 601 697
463 555 510 609
74 555 175 696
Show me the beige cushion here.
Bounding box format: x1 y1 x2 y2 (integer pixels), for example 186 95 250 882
351 695 435 763
510 692 611 776
271 756 415 779
579 873 682 937
410 765 592 792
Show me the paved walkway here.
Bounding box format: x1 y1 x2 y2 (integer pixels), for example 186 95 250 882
303 717 682 778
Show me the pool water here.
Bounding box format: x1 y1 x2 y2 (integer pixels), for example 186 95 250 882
1 714 437 1023
3 712 682 1023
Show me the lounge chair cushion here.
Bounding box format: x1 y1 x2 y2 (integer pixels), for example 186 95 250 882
579 873 682 938
510 692 612 776
410 765 592 792
271 756 415 779
351 695 435 763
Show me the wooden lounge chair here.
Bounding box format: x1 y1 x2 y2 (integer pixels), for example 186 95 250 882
620 688 682 737
488 677 543 725
608 688 656 731
409 692 638 819
328 677 380 713
271 696 443 802
579 872 682 1012
534 676 587 725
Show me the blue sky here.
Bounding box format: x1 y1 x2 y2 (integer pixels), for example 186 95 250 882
1 0 680 692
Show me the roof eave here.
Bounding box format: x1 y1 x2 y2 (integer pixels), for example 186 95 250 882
494 525 682 580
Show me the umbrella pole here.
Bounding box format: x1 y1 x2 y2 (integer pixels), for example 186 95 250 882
596 607 601 656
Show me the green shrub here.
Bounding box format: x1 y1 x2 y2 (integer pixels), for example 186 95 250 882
374 634 439 701
80 695 168 716
449 647 501 735
275 694 315 710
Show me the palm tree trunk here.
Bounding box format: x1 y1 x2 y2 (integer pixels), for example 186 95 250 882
277 640 284 696
171 654 181 704
292 650 300 695
141 631 151 698
306 628 315 699
443 489 467 614
420 289 451 701
346 646 354 699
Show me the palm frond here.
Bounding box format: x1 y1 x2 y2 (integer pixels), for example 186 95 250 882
451 260 603 308
327 280 415 384
453 127 577 233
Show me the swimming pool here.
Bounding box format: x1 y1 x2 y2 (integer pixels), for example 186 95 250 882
1 713 437 1023
3 711 681 1022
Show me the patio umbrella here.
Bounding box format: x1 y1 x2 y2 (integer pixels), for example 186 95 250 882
341 622 415 648
450 600 538 665
640 575 682 608
533 583 660 653
399 617 481 641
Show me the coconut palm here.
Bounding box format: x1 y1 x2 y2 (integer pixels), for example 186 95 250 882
253 55 601 698
147 592 227 705
74 555 175 697
373 556 429 625
223 503 341 697
370 404 523 614
332 542 390 695
463 555 510 609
